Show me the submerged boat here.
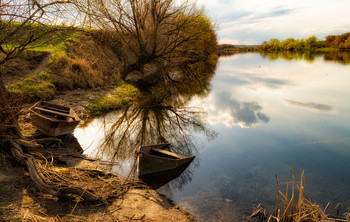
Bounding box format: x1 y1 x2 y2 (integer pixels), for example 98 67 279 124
137 143 195 178
29 101 80 136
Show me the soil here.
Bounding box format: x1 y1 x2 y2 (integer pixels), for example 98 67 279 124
2 51 51 86
1 86 195 221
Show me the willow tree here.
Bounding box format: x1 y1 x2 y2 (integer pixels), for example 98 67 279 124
75 0 217 81
0 0 102 202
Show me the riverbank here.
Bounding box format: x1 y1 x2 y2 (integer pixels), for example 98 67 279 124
0 86 195 221
0 40 195 220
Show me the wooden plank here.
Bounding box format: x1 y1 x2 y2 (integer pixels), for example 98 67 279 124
152 148 182 159
34 107 75 118
41 105 69 114
40 102 70 113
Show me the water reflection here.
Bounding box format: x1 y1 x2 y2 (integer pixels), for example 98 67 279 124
170 52 350 221
100 60 218 161
285 100 334 113
206 92 270 128
75 50 350 221
258 50 350 64
75 59 218 191
323 51 350 65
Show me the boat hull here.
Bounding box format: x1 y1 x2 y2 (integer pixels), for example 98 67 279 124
30 102 80 136
137 153 195 177
138 159 194 189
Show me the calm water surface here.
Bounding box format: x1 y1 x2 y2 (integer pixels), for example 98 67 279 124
74 52 350 221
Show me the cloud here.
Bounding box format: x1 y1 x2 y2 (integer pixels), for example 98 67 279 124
214 68 293 90
219 7 295 26
218 11 253 23
208 92 270 128
285 100 334 113
216 7 296 44
246 75 292 89
253 7 295 21
218 0 235 4
201 0 350 44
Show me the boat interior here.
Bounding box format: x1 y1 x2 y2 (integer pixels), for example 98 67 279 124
33 102 75 121
149 148 181 159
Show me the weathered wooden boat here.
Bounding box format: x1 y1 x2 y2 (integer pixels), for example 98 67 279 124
137 143 195 178
29 101 80 136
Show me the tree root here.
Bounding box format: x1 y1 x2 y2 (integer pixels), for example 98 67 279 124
36 137 64 146
15 139 43 149
9 139 102 203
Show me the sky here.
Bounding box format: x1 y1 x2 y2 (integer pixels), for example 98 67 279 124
197 0 350 45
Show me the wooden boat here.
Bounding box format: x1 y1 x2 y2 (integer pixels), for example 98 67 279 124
29 101 80 136
137 143 195 178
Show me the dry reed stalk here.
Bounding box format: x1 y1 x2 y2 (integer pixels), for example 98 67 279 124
275 174 280 215
291 169 295 217
251 171 350 222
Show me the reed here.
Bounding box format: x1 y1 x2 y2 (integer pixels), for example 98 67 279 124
249 170 350 221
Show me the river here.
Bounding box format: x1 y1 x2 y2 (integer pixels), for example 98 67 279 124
74 51 350 221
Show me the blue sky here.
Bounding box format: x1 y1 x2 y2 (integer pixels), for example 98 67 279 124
197 0 350 45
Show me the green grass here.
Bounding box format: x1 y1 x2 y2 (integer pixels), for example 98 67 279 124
88 83 139 116
7 71 56 99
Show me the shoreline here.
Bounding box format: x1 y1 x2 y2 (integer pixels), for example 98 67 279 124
0 86 195 221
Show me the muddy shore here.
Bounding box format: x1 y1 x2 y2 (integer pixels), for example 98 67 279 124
0 86 195 221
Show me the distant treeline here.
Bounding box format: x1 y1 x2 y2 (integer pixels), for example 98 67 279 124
256 32 350 52
219 32 350 55
218 44 255 55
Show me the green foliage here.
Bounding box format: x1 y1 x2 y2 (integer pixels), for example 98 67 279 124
180 13 218 58
280 38 295 50
88 83 139 116
305 35 318 50
259 32 350 52
343 36 350 49
268 38 280 50
7 71 56 99
257 35 322 52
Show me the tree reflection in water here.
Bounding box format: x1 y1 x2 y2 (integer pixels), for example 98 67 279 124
259 50 350 64
91 58 218 190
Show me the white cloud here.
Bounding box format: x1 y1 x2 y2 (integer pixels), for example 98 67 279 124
198 0 350 44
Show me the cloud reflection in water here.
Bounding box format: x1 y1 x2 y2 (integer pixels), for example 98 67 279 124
285 100 334 113
207 92 270 128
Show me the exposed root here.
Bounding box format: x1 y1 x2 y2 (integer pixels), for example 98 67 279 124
7 138 138 203
15 139 43 149
0 91 142 208
36 137 64 146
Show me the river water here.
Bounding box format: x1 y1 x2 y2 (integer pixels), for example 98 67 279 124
74 52 350 221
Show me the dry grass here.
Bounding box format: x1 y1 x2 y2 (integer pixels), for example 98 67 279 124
249 171 350 222
50 54 104 90
5 31 122 98
49 31 122 90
